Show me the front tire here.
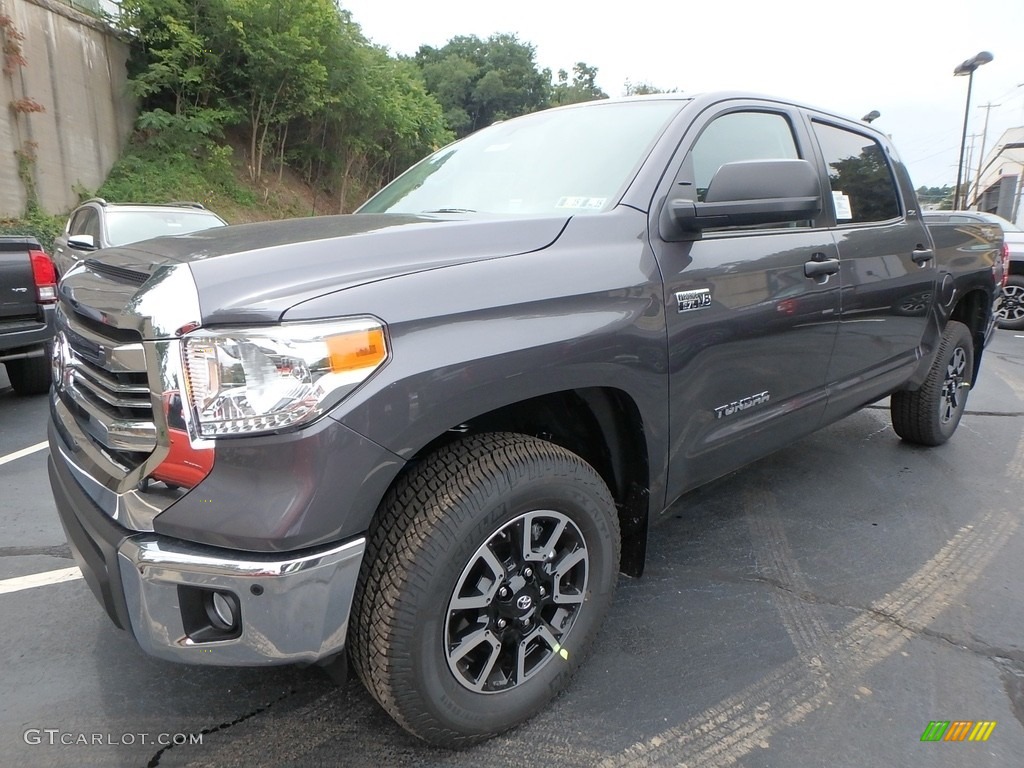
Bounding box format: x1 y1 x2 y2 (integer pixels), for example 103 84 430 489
348 432 620 747
891 320 973 446
996 275 1024 330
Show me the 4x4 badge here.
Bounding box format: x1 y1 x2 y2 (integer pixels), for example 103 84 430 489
675 288 712 313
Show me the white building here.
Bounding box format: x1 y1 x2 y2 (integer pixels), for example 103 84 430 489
970 126 1024 225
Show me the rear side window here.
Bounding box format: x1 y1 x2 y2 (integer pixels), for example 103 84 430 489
812 121 900 224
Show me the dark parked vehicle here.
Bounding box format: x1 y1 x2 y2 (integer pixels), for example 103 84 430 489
47 93 1002 747
923 210 1022 329
0 236 56 394
52 198 227 277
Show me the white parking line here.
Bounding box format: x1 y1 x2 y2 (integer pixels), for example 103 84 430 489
0 440 48 467
0 566 82 595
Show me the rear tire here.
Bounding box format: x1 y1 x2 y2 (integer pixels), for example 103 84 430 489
348 432 620 747
996 275 1024 330
5 345 52 395
891 320 973 446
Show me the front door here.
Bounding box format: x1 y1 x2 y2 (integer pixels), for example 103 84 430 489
650 104 841 505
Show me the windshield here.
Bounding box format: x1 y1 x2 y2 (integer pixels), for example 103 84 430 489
359 100 684 216
105 210 226 247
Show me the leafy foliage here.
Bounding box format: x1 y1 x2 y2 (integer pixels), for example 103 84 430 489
97 5 613 215
916 185 954 210
551 63 608 106
623 80 679 96
117 0 452 211
95 141 254 207
0 207 64 252
414 34 552 138
119 0 235 148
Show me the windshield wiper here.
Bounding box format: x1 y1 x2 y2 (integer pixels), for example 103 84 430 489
423 208 477 214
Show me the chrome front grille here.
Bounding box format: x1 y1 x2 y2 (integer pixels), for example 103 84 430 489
57 308 156 469
50 258 205 531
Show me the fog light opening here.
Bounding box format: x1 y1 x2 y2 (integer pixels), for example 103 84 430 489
206 590 240 631
177 585 243 642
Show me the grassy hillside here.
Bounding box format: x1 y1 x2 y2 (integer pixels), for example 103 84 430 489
0 137 335 252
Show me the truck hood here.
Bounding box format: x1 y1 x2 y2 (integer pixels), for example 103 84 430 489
98 214 569 324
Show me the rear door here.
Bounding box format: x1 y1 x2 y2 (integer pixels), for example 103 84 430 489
807 118 937 419
650 101 841 503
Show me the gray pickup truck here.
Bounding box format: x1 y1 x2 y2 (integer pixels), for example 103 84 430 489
1 236 56 394
47 93 1004 747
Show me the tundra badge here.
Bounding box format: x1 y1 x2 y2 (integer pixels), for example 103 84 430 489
714 391 770 419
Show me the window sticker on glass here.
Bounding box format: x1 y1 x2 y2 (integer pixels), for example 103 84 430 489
832 191 853 221
556 196 606 210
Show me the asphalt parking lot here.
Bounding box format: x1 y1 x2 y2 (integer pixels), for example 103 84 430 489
2 330 1023 768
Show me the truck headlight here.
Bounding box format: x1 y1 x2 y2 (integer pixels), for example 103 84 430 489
181 318 387 436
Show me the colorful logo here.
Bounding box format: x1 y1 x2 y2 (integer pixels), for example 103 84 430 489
921 721 996 742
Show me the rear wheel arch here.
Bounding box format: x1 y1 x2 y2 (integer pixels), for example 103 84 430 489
948 288 991 381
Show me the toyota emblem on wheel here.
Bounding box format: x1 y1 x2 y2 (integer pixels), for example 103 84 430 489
516 595 532 611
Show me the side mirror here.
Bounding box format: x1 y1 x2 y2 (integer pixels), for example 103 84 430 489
660 158 822 240
67 234 96 250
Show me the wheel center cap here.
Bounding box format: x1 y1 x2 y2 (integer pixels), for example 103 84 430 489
516 594 533 611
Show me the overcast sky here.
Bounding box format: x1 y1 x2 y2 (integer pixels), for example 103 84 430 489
341 0 1024 192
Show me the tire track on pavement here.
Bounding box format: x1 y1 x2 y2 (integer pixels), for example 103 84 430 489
599 433 1023 768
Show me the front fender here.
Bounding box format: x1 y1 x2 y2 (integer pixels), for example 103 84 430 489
286 208 670 521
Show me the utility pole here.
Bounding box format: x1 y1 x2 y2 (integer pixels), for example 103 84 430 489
970 102 1000 208
1012 169 1024 225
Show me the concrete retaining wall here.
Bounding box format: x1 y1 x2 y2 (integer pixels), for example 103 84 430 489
0 0 134 218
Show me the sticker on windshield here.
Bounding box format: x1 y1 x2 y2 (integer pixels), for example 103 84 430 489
556 196 607 210
832 191 853 221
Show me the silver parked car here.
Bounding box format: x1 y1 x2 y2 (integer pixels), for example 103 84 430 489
53 198 228 277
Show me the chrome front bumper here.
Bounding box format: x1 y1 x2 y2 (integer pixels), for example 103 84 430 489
117 535 365 666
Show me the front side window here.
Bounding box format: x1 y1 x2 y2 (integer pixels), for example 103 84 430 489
812 121 900 224
359 100 684 217
69 208 99 239
690 111 801 202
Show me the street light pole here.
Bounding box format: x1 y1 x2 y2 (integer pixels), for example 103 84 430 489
953 51 993 210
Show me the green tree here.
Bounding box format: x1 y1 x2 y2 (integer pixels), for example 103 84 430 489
221 0 340 180
415 34 550 137
109 0 453 212
287 34 451 211
550 62 608 106
915 185 954 209
118 0 235 145
623 80 678 96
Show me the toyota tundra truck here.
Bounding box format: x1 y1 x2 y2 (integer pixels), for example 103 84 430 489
47 93 1005 747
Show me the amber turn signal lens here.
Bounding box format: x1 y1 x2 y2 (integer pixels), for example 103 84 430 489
327 327 387 373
